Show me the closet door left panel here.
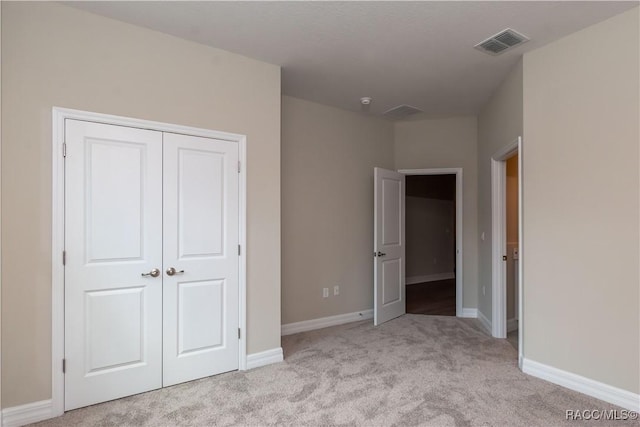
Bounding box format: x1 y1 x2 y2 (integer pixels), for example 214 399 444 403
64 120 163 411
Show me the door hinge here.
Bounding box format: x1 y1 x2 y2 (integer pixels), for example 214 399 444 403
238 161 241 173
62 250 66 265
62 143 67 158
238 245 241 256
238 328 241 339
62 358 66 373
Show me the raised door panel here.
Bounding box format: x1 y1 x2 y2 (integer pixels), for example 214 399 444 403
86 141 144 262
85 288 145 373
382 259 402 305
178 149 225 258
382 178 401 246
178 280 225 354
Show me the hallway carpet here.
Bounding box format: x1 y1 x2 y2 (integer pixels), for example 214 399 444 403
35 315 637 426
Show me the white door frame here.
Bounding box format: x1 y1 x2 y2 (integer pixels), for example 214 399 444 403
0 4 3 420
397 168 463 317
491 137 523 367
51 107 248 417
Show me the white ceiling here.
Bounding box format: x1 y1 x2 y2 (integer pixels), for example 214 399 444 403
67 1 637 117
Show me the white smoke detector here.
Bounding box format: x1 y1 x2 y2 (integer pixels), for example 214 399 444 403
360 97 372 105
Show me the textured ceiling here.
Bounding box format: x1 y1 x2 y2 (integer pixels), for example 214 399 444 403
67 1 637 117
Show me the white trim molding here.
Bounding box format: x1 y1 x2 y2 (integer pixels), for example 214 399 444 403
477 310 492 334
522 358 640 412
0 3 3 420
516 137 524 369
398 168 463 317
237 136 248 371
2 400 54 427
406 272 455 285
51 107 248 414
460 308 478 318
246 348 284 370
282 310 373 336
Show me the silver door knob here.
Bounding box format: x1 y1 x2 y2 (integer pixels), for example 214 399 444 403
141 268 160 278
166 267 185 276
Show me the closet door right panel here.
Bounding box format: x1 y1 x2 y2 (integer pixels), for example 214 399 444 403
162 132 239 386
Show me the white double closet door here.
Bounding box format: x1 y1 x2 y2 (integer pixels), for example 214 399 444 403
64 120 239 410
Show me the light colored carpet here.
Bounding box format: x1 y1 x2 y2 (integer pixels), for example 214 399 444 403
34 315 638 426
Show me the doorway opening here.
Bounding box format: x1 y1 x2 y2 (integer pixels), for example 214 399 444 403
491 136 523 367
404 174 456 316
398 168 463 317
505 154 519 350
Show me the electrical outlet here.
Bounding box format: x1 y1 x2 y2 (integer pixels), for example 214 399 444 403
333 285 340 296
322 288 329 298
482 286 486 296
433 258 438 265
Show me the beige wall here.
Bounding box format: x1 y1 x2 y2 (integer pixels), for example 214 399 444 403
477 61 523 322
1 2 281 408
281 96 394 324
523 7 639 393
406 197 455 279
394 117 478 308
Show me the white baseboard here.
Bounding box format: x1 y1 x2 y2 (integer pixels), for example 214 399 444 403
282 309 373 336
2 399 54 427
246 347 283 370
459 308 477 318
477 310 492 334
522 358 640 412
406 272 455 285
507 317 519 333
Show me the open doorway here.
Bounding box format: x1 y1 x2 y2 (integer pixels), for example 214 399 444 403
505 154 519 350
490 136 523 366
398 168 463 317
405 174 456 316
373 167 463 325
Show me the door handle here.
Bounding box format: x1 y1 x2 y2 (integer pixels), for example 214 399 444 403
166 267 185 276
375 251 386 257
141 268 160 278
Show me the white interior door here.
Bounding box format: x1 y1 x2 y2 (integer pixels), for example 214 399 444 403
64 120 163 410
162 132 239 386
374 167 406 325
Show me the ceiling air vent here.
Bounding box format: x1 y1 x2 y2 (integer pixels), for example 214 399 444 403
475 28 529 56
383 104 423 119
